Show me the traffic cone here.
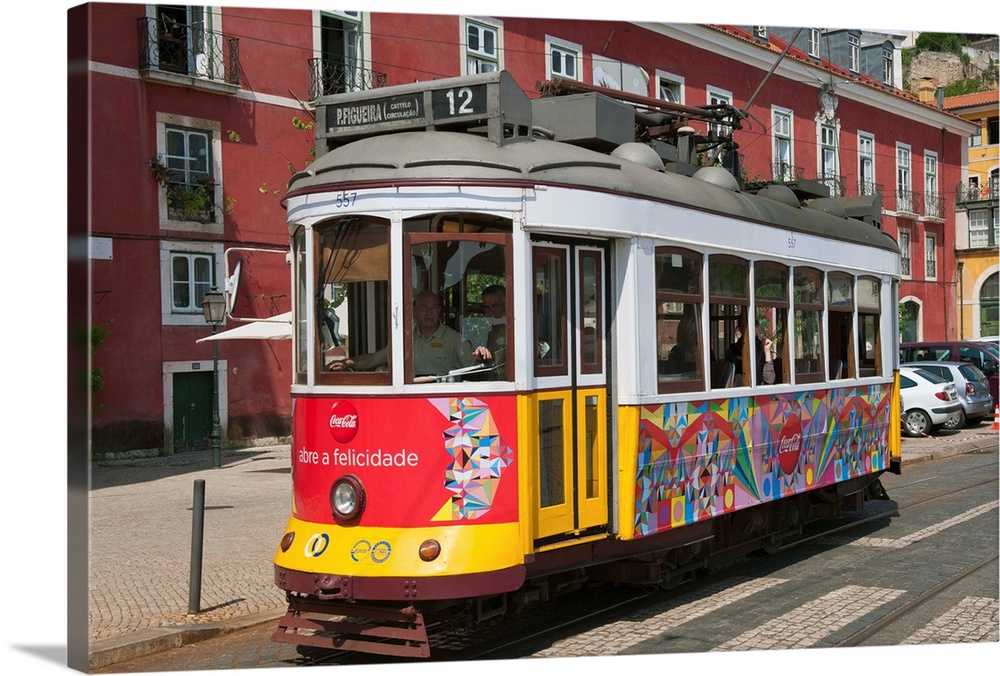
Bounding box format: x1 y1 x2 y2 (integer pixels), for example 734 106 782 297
993 406 1000 432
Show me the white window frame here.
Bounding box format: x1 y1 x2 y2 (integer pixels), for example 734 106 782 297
896 143 913 213
706 86 733 139
818 122 840 196
924 233 937 280
899 228 912 278
156 112 223 234
849 34 860 72
970 209 990 247
160 240 225 326
924 151 940 218
545 35 581 80
882 47 893 85
655 69 685 104
858 132 876 196
462 16 502 75
808 29 820 57
772 106 794 181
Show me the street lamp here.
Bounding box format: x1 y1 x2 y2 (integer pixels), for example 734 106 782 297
201 287 225 468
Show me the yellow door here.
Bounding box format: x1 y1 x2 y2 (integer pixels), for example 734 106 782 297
531 242 609 545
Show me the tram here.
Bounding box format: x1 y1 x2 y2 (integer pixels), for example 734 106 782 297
269 70 903 657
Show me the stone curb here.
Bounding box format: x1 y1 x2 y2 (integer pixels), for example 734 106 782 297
89 609 288 671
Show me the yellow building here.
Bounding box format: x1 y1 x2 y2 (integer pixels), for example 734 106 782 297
946 90 999 338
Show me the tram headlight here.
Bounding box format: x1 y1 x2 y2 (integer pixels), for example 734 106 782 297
279 532 295 552
418 539 441 562
330 475 366 522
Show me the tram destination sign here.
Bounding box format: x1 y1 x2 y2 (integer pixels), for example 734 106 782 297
326 84 488 136
317 71 531 150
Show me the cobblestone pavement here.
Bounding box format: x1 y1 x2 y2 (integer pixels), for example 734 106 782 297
68 424 997 671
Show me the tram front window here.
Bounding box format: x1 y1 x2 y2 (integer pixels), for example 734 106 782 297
405 214 512 383
316 217 391 383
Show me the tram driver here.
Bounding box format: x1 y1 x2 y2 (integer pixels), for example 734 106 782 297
333 290 490 378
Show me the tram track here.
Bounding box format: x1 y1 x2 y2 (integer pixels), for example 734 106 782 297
834 550 999 647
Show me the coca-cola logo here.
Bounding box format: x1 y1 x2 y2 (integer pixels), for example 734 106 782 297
777 414 802 475
329 401 359 443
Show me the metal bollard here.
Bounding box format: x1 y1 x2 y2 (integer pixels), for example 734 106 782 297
188 479 206 614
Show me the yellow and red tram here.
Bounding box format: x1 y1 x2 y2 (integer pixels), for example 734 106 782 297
269 71 902 657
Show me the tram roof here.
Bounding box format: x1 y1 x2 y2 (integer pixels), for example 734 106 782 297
287 129 899 255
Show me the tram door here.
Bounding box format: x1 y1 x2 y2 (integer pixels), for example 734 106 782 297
531 241 609 544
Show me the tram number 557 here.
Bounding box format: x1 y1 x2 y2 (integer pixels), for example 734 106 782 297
431 84 488 119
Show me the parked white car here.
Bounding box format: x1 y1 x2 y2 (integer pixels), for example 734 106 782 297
899 366 962 437
902 360 993 429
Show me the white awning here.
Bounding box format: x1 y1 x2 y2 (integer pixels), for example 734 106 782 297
196 312 292 342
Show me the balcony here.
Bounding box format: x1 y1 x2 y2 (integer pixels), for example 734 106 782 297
922 191 945 220
137 17 240 90
857 181 884 199
815 174 845 198
895 188 918 216
770 162 803 184
955 179 999 207
308 58 387 101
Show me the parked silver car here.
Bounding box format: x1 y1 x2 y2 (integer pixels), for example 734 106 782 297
898 366 962 437
903 360 994 428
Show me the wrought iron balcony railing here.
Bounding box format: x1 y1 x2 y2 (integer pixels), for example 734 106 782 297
955 179 1000 206
815 174 845 198
922 191 945 219
308 57 387 100
895 188 918 215
770 162 803 183
137 17 240 86
857 181 884 199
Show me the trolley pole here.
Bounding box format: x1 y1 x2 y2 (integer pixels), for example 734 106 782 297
188 479 206 615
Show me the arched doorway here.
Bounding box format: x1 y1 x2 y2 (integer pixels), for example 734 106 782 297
980 272 998 337
900 299 920 343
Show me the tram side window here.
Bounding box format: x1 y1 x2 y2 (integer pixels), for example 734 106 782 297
793 267 824 384
405 220 512 382
828 272 855 380
316 217 391 383
858 276 881 377
655 247 704 393
708 255 748 388
755 262 789 385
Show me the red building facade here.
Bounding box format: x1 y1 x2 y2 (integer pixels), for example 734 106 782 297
79 6 974 455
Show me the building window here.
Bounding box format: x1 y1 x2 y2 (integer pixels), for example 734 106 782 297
314 11 364 96
882 47 893 85
849 34 860 72
969 210 991 247
899 229 911 277
924 233 937 279
546 36 580 80
656 70 684 104
706 86 733 139
171 252 215 313
808 29 820 57
970 122 982 147
820 124 840 196
156 113 223 233
989 117 999 145
924 151 940 218
982 273 999 337
772 107 793 181
896 143 912 213
858 132 876 195
160 240 224 326
464 18 500 74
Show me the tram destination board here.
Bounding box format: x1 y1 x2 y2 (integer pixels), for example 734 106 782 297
316 71 531 148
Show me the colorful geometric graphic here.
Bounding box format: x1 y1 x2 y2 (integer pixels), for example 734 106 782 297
432 397 514 520
634 385 890 537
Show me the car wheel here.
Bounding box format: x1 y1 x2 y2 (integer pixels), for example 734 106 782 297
903 409 930 437
945 410 966 429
